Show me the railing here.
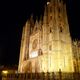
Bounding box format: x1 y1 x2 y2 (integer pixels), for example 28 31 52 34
1 72 80 80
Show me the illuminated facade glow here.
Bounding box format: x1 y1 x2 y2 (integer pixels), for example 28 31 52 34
29 51 38 58
18 0 75 73
2 70 8 74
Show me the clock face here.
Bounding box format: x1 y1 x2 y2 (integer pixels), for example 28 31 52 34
32 39 38 50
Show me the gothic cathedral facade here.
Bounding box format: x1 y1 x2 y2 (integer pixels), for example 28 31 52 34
18 0 74 73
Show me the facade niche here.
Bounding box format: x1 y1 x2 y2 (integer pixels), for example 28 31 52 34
58 8 60 13
50 27 52 33
59 26 63 32
38 49 43 55
49 45 52 51
50 16 52 20
50 6 52 13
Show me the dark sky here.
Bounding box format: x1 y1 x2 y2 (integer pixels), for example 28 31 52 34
0 0 80 66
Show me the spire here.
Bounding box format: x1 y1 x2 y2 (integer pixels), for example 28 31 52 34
35 16 39 28
35 19 38 29
33 18 39 33
43 3 48 24
28 14 34 34
44 5 47 15
38 15 43 30
30 14 34 25
30 14 33 20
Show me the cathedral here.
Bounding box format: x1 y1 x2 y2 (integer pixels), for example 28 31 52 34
18 0 77 73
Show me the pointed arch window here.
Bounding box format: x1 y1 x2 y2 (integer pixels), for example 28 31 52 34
24 53 26 61
50 27 53 33
49 45 52 51
59 26 63 32
49 27 53 33
58 7 60 13
38 49 43 56
50 28 52 33
50 15 52 20
27 52 29 59
50 6 52 13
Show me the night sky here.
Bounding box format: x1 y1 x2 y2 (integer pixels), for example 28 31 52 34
0 0 80 66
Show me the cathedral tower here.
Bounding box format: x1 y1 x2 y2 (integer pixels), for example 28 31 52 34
18 0 74 73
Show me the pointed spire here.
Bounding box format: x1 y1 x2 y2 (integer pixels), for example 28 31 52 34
29 14 34 34
43 4 48 24
30 14 34 21
33 19 39 32
44 4 47 16
30 14 34 27
35 19 38 28
38 15 43 30
30 14 34 23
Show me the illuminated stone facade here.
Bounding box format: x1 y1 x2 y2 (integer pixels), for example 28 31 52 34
18 0 74 73
72 40 80 72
